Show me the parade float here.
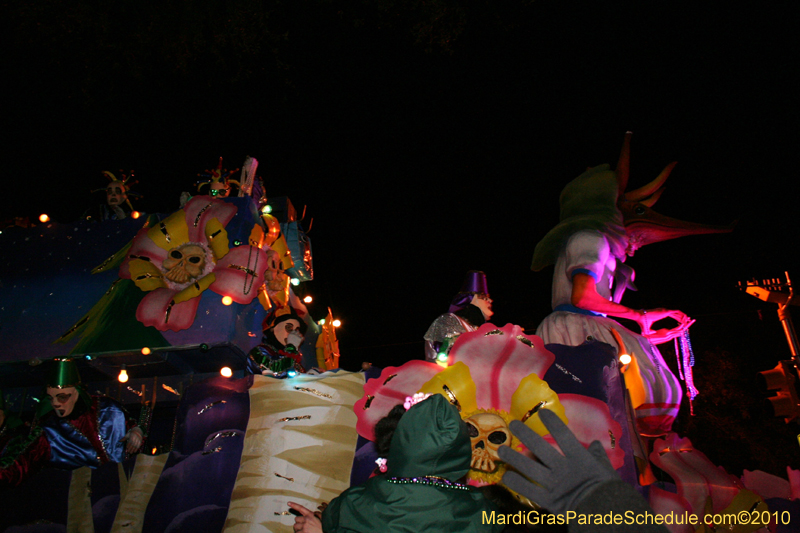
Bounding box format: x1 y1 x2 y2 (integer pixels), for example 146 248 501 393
1 140 798 533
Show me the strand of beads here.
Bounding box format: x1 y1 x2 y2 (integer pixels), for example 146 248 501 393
674 328 698 415
387 475 471 491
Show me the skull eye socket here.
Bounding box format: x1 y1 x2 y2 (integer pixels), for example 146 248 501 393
488 431 508 445
170 250 183 259
634 205 646 215
188 256 202 264
466 423 479 438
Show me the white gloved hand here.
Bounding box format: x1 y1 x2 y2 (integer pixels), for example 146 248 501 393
286 330 304 348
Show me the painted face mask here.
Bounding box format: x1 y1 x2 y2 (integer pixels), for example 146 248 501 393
106 182 128 206
273 319 301 346
46 386 79 418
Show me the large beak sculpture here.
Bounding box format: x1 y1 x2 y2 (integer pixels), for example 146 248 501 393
615 132 734 251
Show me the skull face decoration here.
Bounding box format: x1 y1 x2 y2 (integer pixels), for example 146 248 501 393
465 412 511 473
161 243 213 288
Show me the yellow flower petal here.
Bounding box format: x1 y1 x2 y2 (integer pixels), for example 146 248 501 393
128 259 166 292
173 273 216 304
510 373 567 435
417 361 478 415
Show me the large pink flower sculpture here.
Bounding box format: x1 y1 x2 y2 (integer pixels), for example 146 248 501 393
648 433 771 532
119 196 270 332
355 323 624 485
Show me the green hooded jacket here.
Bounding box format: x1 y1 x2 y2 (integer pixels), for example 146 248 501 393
322 394 503 533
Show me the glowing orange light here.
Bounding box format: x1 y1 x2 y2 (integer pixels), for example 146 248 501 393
619 353 632 365
221 296 233 306
118 367 129 383
220 366 233 378
131 211 141 219
39 214 50 223
332 319 342 327
141 347 151 355
303 295 313 303
152 447 158 455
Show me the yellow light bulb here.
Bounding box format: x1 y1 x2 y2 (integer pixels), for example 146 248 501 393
39 214 50 223
118 368 129 383
303 295 313 303
220 366 233 378
131 211 141 219
619 353 632 365
141 347 151 355
332 319 341 327
222 296 233 306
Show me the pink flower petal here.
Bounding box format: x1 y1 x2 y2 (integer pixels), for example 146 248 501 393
354 361 443 441
648 486 693 533
540 394 625 470
741 470 791 501
136 287 201 332
449 323 554 411
789 467 800 501
650 434 739 515
183 196 238 243
650 434 709 516
209 245 269 304
120 225 169 279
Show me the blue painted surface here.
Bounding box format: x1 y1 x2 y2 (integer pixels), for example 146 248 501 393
0 197 271 364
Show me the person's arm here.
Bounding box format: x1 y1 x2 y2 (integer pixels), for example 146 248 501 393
572 273 692 344
0 431 51 487
287 502 324 533
572 273 643 322
121 427 143 454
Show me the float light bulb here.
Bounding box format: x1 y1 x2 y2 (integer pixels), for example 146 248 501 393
131 211 141 219
141 347 151 355
332 319 342 328
261 205 272 214
221 295 233 306
118 366 129 383
303 295 313 303
290 278 300 286
151 447 157 455
619 353 632 365
220 366 233 378
39 214 50 223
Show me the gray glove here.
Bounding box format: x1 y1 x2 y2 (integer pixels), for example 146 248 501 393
498 409 618 514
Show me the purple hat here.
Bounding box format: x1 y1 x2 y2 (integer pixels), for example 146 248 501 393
448 271 489 313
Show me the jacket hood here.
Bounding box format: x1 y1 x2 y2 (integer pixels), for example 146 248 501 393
387 394 471 480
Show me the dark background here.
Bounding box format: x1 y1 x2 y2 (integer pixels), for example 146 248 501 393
4 0 799 476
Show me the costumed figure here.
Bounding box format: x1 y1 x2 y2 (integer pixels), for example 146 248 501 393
532 133 732 437
0 358 143 487
197 157 241 198
90 170 140 221
424 270 494 363
248 309 308 376
0 389 25 455
289 394 504 533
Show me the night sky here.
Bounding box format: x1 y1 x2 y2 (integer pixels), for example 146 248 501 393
4 1 800 473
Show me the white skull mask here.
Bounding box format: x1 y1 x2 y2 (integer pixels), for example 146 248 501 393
162 243 208 285
465 413 510 473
